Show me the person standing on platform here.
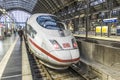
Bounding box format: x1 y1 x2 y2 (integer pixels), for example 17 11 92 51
18 28 23 41
14 29 17 36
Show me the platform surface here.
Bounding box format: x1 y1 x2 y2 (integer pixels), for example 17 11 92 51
1 38 22 80
0 35 16 61
74 34 120 42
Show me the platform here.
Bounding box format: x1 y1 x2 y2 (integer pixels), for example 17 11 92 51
1 37 21 80
0 35 16 61
74 34 120 42
0 35 32 80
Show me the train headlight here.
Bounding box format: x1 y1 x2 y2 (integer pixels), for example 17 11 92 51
72 39 78 49
49 40 62 50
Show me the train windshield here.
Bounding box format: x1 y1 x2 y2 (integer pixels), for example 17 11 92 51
37 15 65 30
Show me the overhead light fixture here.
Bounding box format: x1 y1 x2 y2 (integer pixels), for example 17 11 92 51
77 0 84 1
0 8 7 14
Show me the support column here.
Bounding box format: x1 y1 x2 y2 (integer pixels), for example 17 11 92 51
85 0 90 39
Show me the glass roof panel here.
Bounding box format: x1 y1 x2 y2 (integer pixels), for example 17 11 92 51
0 0 37 13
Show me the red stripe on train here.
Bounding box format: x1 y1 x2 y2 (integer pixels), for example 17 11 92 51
29 38 80 62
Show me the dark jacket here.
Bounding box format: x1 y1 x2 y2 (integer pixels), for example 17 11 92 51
18 30 23 37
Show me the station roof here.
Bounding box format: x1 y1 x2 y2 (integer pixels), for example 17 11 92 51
0 0 120 20
0 0 76 14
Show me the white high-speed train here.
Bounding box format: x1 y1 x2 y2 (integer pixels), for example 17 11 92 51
26 13 80 69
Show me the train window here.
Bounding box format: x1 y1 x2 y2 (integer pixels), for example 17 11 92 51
44 21 65 30
36 15 65 30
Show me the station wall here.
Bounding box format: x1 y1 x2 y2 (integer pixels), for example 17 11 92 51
79 40 120 70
